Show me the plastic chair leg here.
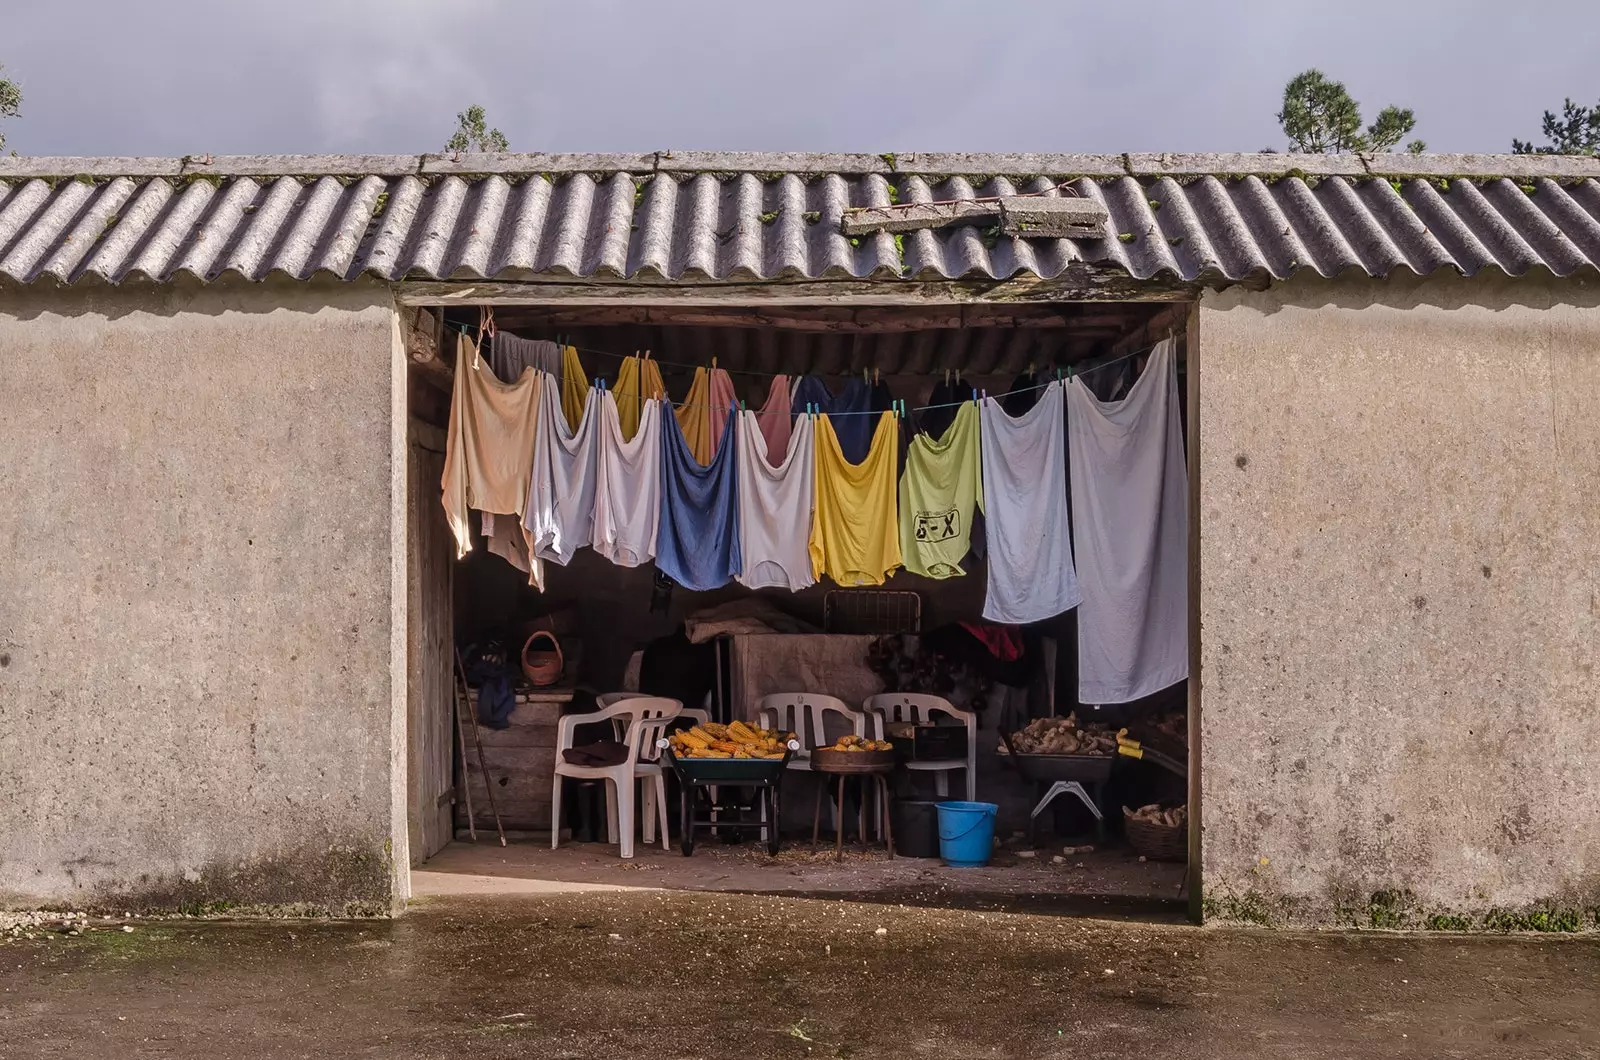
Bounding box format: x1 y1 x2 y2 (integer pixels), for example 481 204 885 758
617 784 636 859
655 774 670 851
550 774 563 850
641 779 655 844
604 780 619 845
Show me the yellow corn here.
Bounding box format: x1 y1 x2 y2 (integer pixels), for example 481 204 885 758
728 720 758 743
701 749 732 759
678 732 710 750
711 739 742 753
689 726 716 744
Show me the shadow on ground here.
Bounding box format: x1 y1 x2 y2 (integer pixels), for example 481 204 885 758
3 891 1598 1059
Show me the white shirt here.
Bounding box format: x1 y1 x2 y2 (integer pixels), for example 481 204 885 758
524 378 599 565
979 380 1082 624
735 410 816 591
592 391 662 568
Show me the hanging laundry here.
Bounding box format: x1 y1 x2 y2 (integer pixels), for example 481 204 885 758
1001 370 1044 416
592 391 664 567
480 512 544 591
560 344 589 433
918 375 976 439
613 355 666 442
1066 338 1189 705
656 406 742 591
735 408 815 592
789 375 834 419
898 401 983 579
673 366 738 466
830 377 896 464
754 374 793 463
523 380 600 566
489 333 562 388
809 412 903 587
979 381 1081 624
440 333 542 559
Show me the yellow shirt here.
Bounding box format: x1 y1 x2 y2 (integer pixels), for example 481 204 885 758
809 412 903 586
560 344 589 432
613 355 666 442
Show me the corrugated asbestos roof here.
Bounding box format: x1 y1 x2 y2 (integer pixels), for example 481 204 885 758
1 152 1598 289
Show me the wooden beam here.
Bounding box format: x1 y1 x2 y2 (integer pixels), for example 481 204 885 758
484 303 1090 332
395 271 1200 308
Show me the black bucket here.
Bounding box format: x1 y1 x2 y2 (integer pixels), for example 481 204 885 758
893 799 942 858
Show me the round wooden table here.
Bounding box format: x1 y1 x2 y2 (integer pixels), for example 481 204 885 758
809 754 896 862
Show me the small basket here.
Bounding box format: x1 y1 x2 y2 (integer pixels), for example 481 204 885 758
520 631 564 687
1123 808 1188 862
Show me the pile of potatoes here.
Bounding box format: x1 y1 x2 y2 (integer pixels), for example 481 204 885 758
999 714 1119 756
1126 803 1187 829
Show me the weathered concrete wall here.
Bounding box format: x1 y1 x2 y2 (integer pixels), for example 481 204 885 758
0 280 407 914
1199 271 1600 929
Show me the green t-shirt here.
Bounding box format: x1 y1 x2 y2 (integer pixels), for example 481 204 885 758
898 401 984 578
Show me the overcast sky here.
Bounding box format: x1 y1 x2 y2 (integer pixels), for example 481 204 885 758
4 0 1596 158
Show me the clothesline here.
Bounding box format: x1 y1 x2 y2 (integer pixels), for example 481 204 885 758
443 319 1172 418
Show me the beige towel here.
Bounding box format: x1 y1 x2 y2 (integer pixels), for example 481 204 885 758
441 334 543 583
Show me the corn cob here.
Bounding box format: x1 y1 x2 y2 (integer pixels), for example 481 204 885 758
689 725 716 744
700 749 733 759
703 722 729 739
678 732 710 750
711 739 743 754
727 720 758 743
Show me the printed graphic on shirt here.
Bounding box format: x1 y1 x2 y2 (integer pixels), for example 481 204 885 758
913 508 960 543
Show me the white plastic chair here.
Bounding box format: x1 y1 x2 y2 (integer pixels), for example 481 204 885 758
551 696 682 858
755 693 871 770
863 692 978 802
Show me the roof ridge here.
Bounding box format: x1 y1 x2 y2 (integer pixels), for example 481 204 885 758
0 151 1597 181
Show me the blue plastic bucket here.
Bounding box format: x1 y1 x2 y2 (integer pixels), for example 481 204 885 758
936 800 999 867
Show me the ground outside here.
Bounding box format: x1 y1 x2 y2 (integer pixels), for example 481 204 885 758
4 857 1598 1060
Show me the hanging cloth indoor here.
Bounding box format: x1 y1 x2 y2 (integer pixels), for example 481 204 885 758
809 412 903 587
978 380 1080 624
898 401 983 579
560 344 590 433
613 354 666 443
830 376 895 465
736 408 815 591
480 512 544 591
489 333 562 389
524 377 600 566
1066 338 1189 704
440 332 542 559
592 390 663 567
673 366 738 466
656 405 742 591
754 374 793 463
789 375 834 420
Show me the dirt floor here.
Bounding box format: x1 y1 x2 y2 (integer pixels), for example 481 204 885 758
415 838 1189 918
4 892 1598 1060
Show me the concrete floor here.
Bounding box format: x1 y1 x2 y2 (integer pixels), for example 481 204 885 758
414 837 1189 918
4 892 1598 1059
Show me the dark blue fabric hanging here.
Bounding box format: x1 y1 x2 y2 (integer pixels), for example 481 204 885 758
789 375 834 419
655 406 742 591
830 378 895 464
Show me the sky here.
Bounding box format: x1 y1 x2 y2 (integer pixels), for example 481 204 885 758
2 0 1596 158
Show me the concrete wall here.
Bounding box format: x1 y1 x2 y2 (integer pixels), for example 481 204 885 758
1199 271 1600 928
0 280 407 914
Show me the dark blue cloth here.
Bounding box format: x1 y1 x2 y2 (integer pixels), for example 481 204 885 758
830 379 896 464
655 407 742 591
789 375 834 419
465 645 517 730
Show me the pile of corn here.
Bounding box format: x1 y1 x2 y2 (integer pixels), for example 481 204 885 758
668 720 792 760
999 714 1118 756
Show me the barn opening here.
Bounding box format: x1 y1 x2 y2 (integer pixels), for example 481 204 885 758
403 297 1198 918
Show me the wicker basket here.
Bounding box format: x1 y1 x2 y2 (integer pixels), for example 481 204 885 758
1123 808 1188 862
520 631 564 687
